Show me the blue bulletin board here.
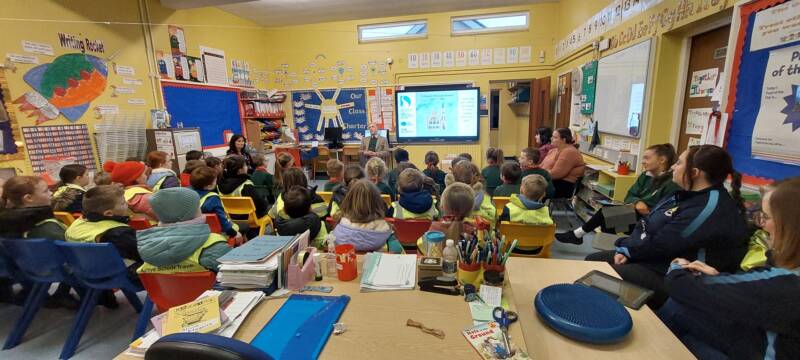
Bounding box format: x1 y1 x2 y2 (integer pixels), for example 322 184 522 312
291 88 368 143
727 0 800 182
161 81 243 148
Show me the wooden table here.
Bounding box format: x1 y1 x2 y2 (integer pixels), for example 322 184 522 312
115 259 526 359
505 258 694 359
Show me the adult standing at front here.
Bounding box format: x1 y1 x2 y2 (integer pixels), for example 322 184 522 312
227 134 254 174
540 128 585 198
360 123 389 167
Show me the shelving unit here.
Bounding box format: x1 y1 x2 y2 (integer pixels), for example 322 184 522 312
573 157 638 222
240 89 286 151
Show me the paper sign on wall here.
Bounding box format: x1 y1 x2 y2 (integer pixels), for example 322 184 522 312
443 51 455 67
468 49 480 66
419 53 430 68
689 68 719 98
481 49 492 65
710 72 726 103
519 46 532 63
407 53 418 69
123 77 143 86
750 1 800 52
6 53 39 64
686 108 712 135
493 48 505 64
455 50 467 67
431 52 442 68
114 64 135 76
507 47 519 64
21 41 54 56
128 98 146 105
751 45 800 165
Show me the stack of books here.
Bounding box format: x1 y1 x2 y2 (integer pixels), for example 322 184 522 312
216 235 296 289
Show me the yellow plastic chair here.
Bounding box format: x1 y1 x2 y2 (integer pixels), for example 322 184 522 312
318 191 333 205
381 194 392 208
493 196 511 217
220 197 273 236
53 212 76 227
498 222 556 258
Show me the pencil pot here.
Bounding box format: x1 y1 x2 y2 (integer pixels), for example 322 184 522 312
481 267 505 287
457 261 483 288
335 244 357 281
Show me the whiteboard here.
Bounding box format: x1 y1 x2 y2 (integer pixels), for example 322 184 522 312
593 39 652 138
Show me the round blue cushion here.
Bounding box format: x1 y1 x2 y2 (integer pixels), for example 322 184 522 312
534 283 632 344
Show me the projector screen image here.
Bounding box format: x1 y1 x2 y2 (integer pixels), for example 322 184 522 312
395 87 479 143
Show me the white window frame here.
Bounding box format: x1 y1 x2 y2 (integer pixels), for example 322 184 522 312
358 20 427 43
451 11 530 36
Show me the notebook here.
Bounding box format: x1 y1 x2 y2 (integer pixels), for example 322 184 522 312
360 253 417 292
217 235 297 264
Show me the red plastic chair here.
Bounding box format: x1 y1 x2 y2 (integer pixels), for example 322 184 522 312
129 217 152 231
386 218 432 253
204 214 223 233
180 173 191 187
138 272 217 312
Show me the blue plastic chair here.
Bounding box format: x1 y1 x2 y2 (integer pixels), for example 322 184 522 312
2 239 73 350
55 241 153 359
146 333 274 360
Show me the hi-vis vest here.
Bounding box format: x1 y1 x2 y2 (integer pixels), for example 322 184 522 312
24 218 67 238
507 202 553 225
65 218 128 243
222 180 254 197
470 194 497 230
199 192 239 232
137 233 228 274
124 186 152 202
391 201 438 220
53 183 86 198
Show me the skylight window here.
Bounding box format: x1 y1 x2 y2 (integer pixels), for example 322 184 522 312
452 12 529 35
358 20 427 43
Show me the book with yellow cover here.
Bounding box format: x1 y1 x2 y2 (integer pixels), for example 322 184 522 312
163 295 222 335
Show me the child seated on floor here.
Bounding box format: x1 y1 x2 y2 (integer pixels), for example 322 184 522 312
105 160 157 220
417 183 477 255
331 179 403 253
482 147 504 196
329 164 365 217
146 151 180 191
268 167 327 220
519 147 555 199
191 165 245 243
323 159 344 191
366 156 395 201
137 187 231 273
275 185 328 249
493 162 522 197
499 174 553 225
52 164 90 213
453 160 496 230
180 160 206 187
389 168 438 220
65 185 143 290
423 151 446 193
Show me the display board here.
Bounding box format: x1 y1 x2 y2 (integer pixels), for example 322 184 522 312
593 39 652 138
726 0 800 182
161 81 243 148
291 88 368 143
395 85 479 143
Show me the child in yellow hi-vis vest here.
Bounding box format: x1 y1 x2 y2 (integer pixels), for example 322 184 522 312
388 168 438 220
499 174 553 254
275 186 328 249
191 165 246 243
452 160 496 231
137 188 231 274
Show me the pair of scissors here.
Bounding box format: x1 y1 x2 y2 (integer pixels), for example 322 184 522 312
493 307 518 358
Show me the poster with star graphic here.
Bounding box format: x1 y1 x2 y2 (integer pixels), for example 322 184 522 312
291 88 368 143
751 45 800 166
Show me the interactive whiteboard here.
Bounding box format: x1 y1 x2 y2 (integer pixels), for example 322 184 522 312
593 40 652 138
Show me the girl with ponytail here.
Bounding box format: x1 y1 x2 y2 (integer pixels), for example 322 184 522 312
417 183 477 254
586 145 749 309
52 164 89 213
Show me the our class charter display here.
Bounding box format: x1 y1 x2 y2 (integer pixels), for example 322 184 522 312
395 88 479 143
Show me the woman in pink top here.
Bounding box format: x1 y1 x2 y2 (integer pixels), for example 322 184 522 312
540 128 586 198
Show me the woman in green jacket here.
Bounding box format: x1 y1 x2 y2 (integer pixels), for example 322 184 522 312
557 143 680 245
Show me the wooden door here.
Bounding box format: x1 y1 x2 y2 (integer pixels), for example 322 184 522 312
555 72 572 129
529 76 551 147
677 25 730 154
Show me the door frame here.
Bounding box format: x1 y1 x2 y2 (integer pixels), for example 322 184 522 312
669 17 733 146
555 68 575 129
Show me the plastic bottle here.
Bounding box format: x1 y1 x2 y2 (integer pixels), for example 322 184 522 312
325 233 338 278
442 239 457 279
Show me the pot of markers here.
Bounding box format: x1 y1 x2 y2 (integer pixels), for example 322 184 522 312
481 237 519 285
456 238 483 287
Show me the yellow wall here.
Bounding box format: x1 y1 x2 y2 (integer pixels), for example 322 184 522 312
264 3 561 167
0 0 272 174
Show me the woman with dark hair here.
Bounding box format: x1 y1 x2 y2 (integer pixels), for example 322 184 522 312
558 143 680 244
540 128 586 198
226 134 254 173
535 127 554 160
657 177 800 359
585 145 749 308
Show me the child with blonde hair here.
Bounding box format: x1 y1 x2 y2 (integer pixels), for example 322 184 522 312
453 160 496 230
329 164 365 217
389 168 438 220
146 151 179 191
331 180 402 253
499 174 553 225
323 159 344 191
366 156 394 201
417 183 477 254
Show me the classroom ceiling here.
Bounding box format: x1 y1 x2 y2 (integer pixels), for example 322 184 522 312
161 0 557 27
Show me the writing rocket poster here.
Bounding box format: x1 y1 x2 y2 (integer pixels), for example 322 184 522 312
751 45 800 166
14 53 108 124
291 88 368 142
